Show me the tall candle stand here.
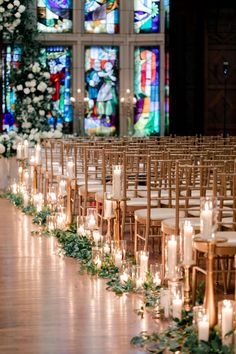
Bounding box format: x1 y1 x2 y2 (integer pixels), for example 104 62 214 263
182 263 194 311
194 237 226 328
17 158 26 185
112 198 126 242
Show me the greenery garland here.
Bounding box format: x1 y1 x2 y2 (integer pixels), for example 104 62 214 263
2 193 235 354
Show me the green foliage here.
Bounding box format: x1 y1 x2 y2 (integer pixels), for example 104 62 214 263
32 207 51 226
131 311 233 354
22 204 36 215
5 192 23 207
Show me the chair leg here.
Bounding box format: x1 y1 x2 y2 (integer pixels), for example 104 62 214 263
219 257 227 295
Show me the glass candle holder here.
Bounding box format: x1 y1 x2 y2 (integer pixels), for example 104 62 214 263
104 192 114 219
192 305 206 329
200 196 218 240
136 250 149 279
150 263 162 287
76 216 86 235
132 265 145 289
92 247 103 269
168 280 184 320
218 299 236 345
56 207 67 230
112 165 124 200
160 288 171 319
111 240 127 261
86 208 97 231
47 215 56 232
93 230 102 244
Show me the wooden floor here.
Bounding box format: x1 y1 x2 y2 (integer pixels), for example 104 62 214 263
0 199 157 354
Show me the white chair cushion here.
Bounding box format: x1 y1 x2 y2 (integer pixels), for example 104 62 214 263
135 208 185 221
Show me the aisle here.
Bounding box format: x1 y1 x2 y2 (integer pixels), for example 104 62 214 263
0 199 156 354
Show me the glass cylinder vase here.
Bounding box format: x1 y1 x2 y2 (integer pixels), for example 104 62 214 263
200 197 218 240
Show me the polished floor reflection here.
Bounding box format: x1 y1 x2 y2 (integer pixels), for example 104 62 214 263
0 199 156 354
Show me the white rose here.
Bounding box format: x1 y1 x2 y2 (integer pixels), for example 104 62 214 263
0 0 3 5
28 106 34 113
25 81 31 87
41 131 49 138
16 84 23 91
8 131 16 137
53 131 63 138
0 7 4 13
18 5 26 13
56 123 63 131
7 3 13 9
28 74 33 79
0 144 5 154
33 97 39 103
13 0 20 6
30 88 36 93
31 80 36 87
43 72 50 79
37 82 47 92
23 88 30 95
39 110 45 116
38 95 44 101
15 12 21 18
22 122 32 129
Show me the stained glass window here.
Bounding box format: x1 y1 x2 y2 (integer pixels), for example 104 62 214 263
134 0 160 33
40 46 73 125
134 47 160 135
2 46 21 130
84 46 119 136
37 0 72 33
84 0 119 34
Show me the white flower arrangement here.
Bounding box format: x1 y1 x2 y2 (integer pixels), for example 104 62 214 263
13 60 60 135
0 0 26 36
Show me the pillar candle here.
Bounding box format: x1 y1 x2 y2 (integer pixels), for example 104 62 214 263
23 140 29 159
67 161 74 179
200 203 213 240
120 271 129 284
93 230 101 244
59 180 67 196
114 250 122 268
24 171 29 187
198 315 209 341
112 165 122 199
35 144 41 165
23 193 29 208
140 253 148 278
104 198 114 218
183 220 193 265
222 300 233 343
17 143 23 159
167 235 177 279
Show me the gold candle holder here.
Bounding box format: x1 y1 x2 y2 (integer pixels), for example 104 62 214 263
183 264 194 311
114 199 121 242
194 237 226 328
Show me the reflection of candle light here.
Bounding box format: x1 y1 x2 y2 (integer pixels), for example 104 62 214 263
198 315 209 341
